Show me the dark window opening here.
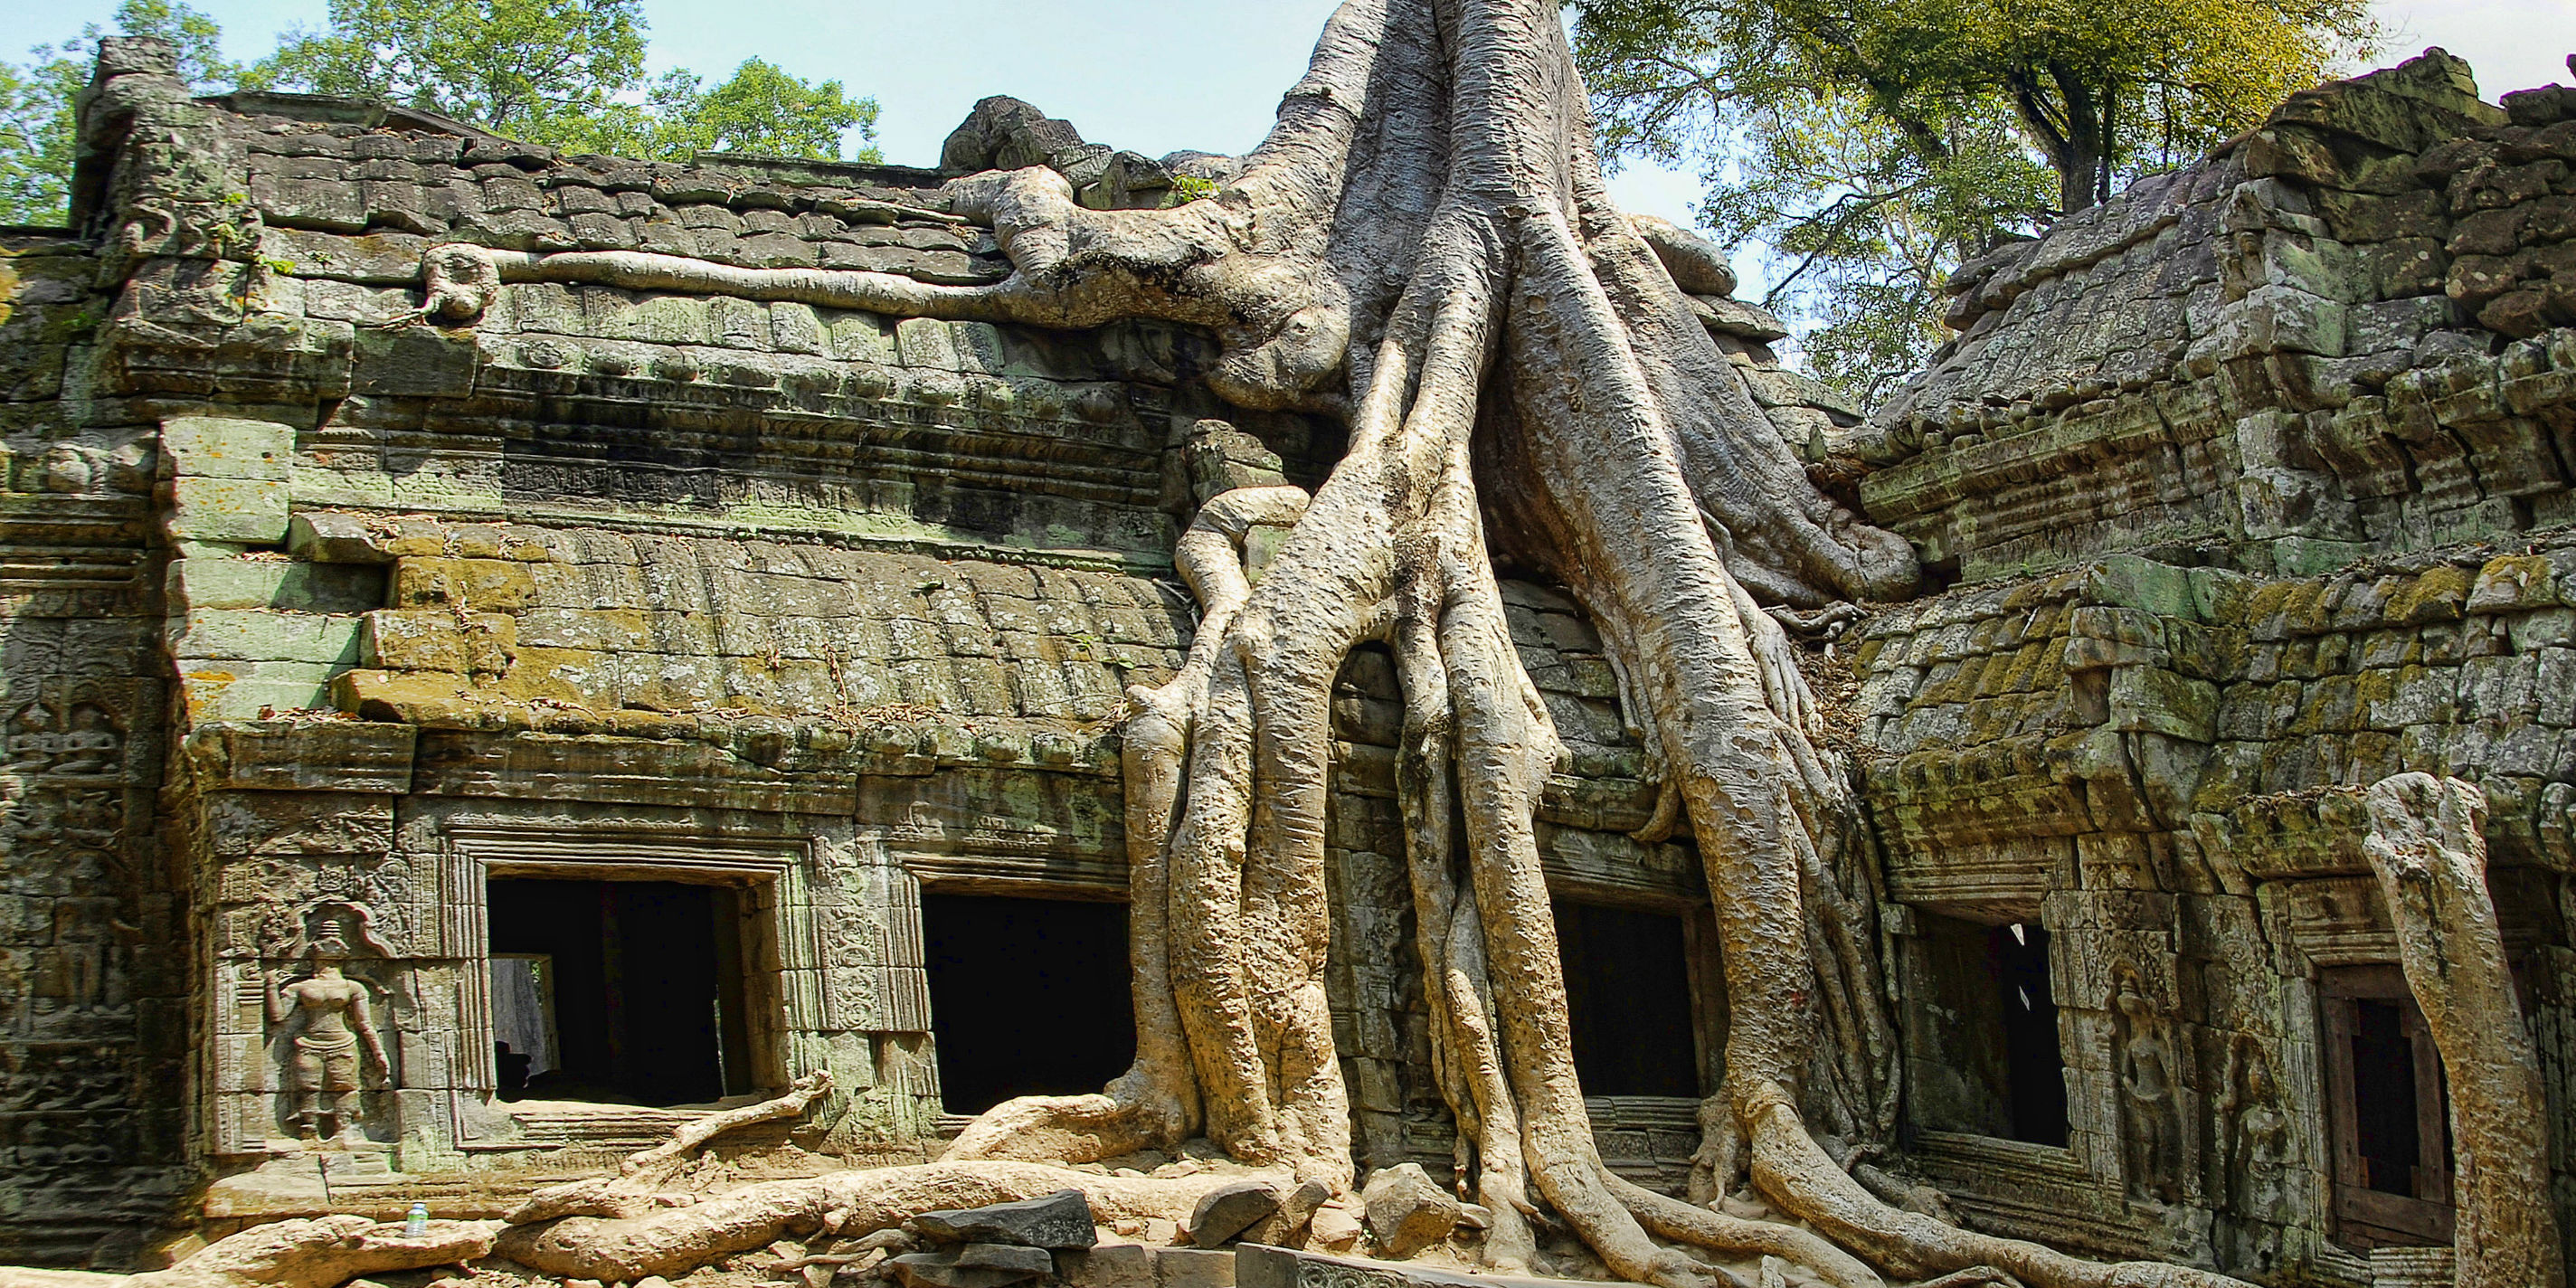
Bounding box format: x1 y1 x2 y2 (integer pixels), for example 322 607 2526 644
2351 1000 2423 1196
2324 968 2454 1247
1554 901 1700 1098
1904 913 2066 1147
1993 923 2068 1147
922 893 1134 1115
486 877 757 1108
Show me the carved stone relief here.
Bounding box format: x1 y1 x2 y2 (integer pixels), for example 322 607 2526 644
4 697 126 778
221 855 420 962
2216 1032 2291 1223
2113 966 2185 1206
260 922 392 1146
0 683 148 1040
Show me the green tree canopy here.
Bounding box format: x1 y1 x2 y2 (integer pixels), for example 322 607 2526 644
0 0 236 223
0 0 879 224
677 58 878 162
248 0 653 141
566 59 882 163
245 0 878 163
1573 0 2378 396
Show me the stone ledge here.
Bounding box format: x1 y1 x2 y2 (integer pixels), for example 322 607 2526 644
185 719 416 792
1060 1244 1237 1288
1900 1131 2160 1264
2196 779 2576 884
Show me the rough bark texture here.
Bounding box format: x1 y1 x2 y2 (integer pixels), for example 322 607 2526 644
0 1218 504 1288
493 1164 1266 1283
2362 773 2566 1288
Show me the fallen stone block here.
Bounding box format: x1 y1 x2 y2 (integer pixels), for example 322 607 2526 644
890 1243 1056 1288
1189 1179 1281 1247
1056 1243 1153 1288
1304 1202 1361 1252
912 1189 1098 1250
1154 1247 1235 1288
1242 1180 1331 1247
1359 1164 1460 1260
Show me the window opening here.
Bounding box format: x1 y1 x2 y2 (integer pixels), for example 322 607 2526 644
489 953 556 1097
1904 913 2066 1146
2324 968 2454 1246
486 877 756 1107
1553 901 1700 1098
921 893 1134 1115
2352 1000 2422 1196
1993 922 2068 1147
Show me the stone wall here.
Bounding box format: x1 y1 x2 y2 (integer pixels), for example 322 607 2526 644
0 37 1835 1264
1834 52 2576 1283
10 40 1247 1245
0 219 189 1261
1849 52 2576 587
1850 547 2576 1275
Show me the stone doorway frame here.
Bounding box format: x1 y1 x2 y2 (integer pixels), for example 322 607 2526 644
897 857 1128 1135
2317 964 2455 1248
436 826 829 1147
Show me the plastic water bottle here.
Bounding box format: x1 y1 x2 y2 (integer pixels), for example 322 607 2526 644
403 1202 429 1238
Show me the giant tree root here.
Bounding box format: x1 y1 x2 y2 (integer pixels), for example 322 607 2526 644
940 487 1311 1170
0 1217 503 1288
497 1163 1275 1283
1739 1088 2240 1288
2363 773 2567 1288
510 1072 836 1223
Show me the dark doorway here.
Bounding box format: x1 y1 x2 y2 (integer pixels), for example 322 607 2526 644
1990 923 2068 1147
1554 901 1700 1097
2350 1000 2423 1195
1904 914 2066 1146
921 893 1135 1115
2323 967 2454 1246
486 877 758 1107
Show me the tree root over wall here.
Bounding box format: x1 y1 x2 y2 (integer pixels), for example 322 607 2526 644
2362 773 2565 1288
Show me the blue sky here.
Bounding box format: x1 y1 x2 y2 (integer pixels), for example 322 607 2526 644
6 0 2569 250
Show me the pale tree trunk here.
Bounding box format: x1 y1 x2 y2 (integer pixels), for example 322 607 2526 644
0 1217 505 1288
2363 773 2566 1288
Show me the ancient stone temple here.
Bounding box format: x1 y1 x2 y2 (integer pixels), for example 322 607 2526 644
5 22 2576 1288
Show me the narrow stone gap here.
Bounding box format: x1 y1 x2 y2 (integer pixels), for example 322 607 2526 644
1991 923 2067 1150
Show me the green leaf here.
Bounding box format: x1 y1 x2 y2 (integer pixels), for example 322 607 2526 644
248 0 652 140
1572 0 2379 395
247 4 877 165
0 0 239 225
